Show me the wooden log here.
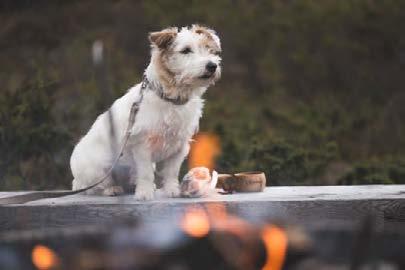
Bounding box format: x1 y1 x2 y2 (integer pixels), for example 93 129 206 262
0 185 404 231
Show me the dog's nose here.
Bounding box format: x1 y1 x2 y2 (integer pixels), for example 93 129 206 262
205 62 217 73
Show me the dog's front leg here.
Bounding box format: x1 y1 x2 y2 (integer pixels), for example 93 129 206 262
156 145 189 198
132 147 155 200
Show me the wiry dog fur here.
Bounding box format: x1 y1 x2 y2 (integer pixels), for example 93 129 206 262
70 25 222 200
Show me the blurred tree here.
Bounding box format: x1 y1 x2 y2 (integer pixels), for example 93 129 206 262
0 73 70 189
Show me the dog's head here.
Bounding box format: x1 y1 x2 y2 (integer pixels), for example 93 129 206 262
148 25 221 98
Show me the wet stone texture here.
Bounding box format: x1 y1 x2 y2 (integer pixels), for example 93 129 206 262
0 185 404 231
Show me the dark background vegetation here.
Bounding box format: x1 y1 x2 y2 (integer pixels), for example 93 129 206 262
1 0 404 190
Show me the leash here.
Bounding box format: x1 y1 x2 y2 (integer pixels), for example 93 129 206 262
0 74 191 205
0 78 148 205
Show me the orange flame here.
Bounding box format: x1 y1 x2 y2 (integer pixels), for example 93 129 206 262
205 203 250 236
261 225 288 270
181 206 210 238
189 132 220 171
32 245 59 270
181 204 288 270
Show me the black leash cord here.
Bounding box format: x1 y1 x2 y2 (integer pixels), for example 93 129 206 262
0 86 145 205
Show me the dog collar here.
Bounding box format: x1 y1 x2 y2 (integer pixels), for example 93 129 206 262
141 75 189 105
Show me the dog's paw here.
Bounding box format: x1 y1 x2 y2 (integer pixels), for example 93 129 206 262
163 182 180 198
103 186 124 196
134 187 155 201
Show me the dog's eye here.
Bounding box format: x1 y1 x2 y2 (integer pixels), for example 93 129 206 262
214 51 221 56
180 47 192 54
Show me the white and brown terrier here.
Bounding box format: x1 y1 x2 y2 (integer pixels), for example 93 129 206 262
70 25 222 200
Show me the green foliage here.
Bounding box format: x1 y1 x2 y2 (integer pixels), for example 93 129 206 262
340 160 405 185
0 74 70 189
246 140 339 185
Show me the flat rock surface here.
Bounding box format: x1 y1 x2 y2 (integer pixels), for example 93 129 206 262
1 185 404 205
0 185 404 231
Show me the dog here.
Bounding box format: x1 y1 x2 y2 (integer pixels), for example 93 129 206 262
70 25 222 200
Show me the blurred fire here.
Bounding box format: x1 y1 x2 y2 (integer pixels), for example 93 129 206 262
261 225 288 270
205 203 251 236
189 132 220 171
181 206 210 238
32 244 59 270
181 204 259 269
181 204 289 270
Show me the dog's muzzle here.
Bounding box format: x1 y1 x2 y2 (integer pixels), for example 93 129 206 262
200 61 218 79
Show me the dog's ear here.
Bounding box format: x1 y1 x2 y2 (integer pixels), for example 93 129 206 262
192 24 211 35
192 24 221 50
149 27 178 49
